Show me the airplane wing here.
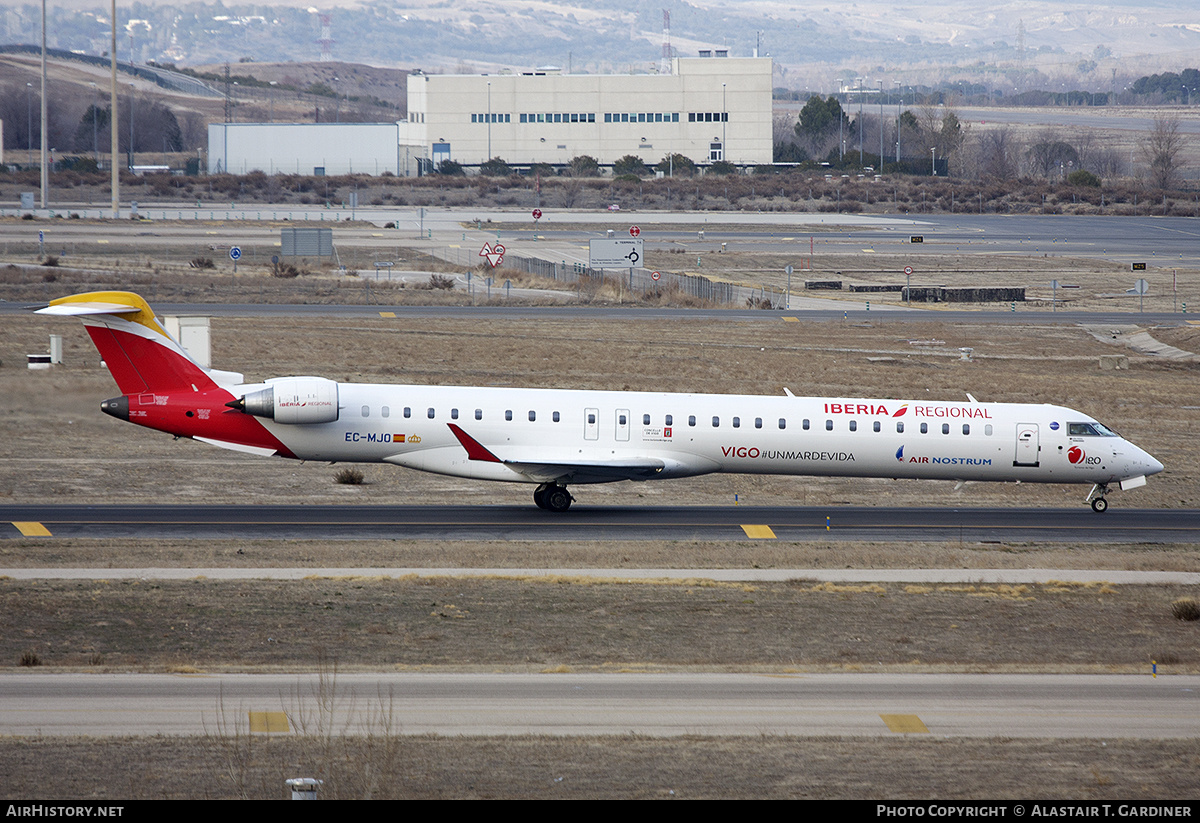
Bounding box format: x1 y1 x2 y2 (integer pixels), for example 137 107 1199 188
445 423 676 483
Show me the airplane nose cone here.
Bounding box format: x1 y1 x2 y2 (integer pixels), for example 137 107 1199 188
1147 454 1165 476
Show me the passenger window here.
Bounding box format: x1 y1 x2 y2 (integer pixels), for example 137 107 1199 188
427 408 435 419
873 421 880 432
712 416 720 427
689 415 696 427
942 423 949 435
362 405 370 417
451 408 459 420
896 422 904 433
529 411 536 422
802 419 810 430
382 406 390 418
665 414 673 426
779 418 786 430
553 411 560 423
619 413 627 425
475 409 483 420
732 417 740 428
985 425 993 436
920 423 928 434
962 424 970 435
643 414 650 425
755 418 763 429
849 420 857 432
505 410 513 421
588 413 596 424
825 419 833 431
404 407 411 419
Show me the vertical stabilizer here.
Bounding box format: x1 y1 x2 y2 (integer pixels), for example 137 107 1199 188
37 291 218 395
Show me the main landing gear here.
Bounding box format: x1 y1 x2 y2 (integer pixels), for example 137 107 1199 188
533 483 574 512
1087 483 1110 513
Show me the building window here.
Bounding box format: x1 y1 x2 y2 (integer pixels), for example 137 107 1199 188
710 142 723 161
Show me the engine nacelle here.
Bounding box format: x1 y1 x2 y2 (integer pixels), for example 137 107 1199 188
233 377 340 424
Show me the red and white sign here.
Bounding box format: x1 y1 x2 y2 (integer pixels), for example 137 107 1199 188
629 225 641 237
532 209 542 220
904 266 913 275
651 270 661 281
479 242 505 268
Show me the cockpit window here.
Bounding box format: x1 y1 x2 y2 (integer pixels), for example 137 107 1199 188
1069 422 1118 437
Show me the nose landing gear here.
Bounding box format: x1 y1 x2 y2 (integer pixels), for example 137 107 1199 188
1087 483 1110 513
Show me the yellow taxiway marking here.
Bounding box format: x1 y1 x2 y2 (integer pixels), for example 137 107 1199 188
741 524 776 539
13 522 51 537
880 714 929 734
1187 320 1200 326
379 311 396 318
248 711 290 733
783 316 799 322
96 239 109 244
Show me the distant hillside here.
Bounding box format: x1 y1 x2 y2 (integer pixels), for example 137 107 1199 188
1 0 1196 94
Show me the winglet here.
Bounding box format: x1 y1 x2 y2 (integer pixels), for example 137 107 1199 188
447 423 502 462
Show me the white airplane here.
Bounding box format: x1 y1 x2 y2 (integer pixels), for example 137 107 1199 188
39 290 1163 513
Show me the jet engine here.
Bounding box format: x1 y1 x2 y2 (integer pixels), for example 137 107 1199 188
228 377 340 424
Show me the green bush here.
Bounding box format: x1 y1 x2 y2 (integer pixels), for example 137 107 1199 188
1066 169 1102 188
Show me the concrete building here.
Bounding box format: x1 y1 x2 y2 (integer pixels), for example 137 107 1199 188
207 122 403 176
400 56 772 173
205 56 772 177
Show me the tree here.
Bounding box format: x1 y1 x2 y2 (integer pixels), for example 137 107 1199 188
1028 134 1079 178
436 159 464 175
1141 114 1188 190
612 154 648 177
567 155 599 177
708 160 737 175
794 95 847 158
656 153 696 176
976 127 1019 180
479 156 511 176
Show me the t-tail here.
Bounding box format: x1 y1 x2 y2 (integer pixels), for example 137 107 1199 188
38 291 293 457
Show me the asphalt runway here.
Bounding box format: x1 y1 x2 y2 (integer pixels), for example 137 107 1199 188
3 504 1197 543
2 672 1195 738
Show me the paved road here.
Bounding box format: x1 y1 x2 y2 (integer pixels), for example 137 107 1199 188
3 504 1196 543
1 672 1195 738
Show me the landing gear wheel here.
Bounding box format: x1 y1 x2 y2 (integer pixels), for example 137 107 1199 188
544 486 573 513
1091 496 1109 513
533 484 550 510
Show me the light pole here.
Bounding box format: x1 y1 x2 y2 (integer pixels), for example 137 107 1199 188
894 80 902 164
26 82 33 166
837 78 844 159
878 79 883 168
857 76 864 162
722 82 727 163
90 82 99 163
486 80 492 161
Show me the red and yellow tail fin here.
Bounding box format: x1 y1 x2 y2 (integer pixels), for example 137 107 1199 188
38 291 219 395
